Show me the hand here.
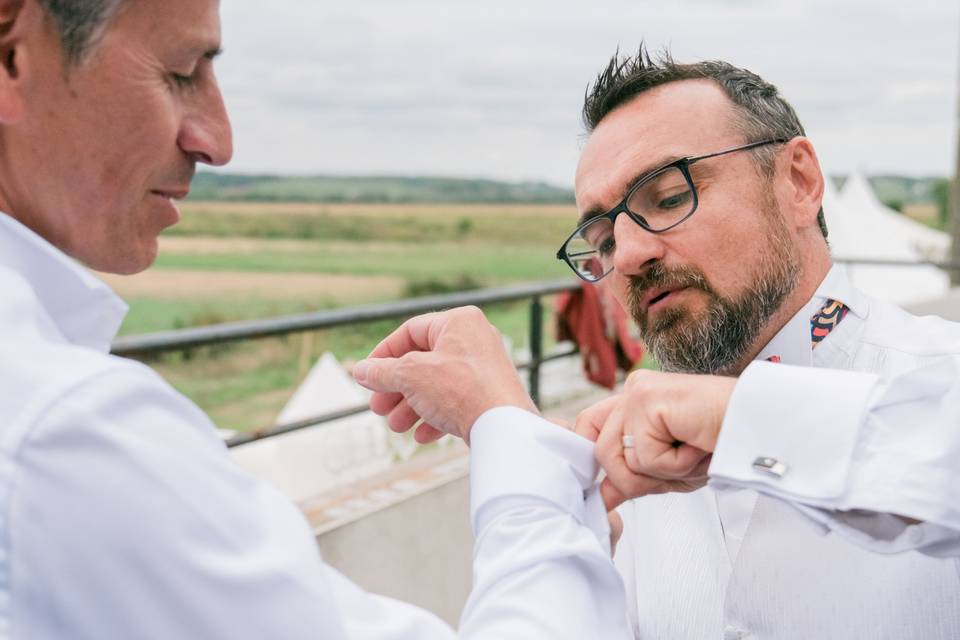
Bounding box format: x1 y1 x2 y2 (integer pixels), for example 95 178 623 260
352 306 538 444
575 370 737 510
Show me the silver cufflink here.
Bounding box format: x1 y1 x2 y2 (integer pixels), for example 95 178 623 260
752 456 787 478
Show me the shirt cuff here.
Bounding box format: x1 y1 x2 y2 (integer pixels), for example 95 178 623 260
469 407 606 542
709 361 880 500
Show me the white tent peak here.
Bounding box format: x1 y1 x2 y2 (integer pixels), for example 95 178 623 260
824 171 950 305
839 170 949 262
841 169 885 212
276 352 370 425
230 352 405 503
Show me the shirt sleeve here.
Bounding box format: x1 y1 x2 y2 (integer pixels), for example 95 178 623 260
462 407 630 639
708 359 960 558
11 364 628 639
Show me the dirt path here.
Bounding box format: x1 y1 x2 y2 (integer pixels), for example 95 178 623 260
98 268 405 301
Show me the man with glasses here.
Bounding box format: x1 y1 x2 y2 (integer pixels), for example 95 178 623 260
362 49 960 639
555 49 960 638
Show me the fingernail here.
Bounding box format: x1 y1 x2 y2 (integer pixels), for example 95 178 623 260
352 360 369 383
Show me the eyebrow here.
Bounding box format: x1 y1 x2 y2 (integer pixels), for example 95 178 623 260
204 47 224 60
576 152 685 227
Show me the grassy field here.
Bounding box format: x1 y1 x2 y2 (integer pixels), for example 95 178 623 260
109 201 584 432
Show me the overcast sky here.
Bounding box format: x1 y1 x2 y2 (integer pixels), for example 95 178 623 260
216 1 959 187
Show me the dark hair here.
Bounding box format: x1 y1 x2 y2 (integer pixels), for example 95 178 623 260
584 45 827 239
39 0 126 64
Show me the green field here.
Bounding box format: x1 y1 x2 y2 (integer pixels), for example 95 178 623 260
117 202 583 432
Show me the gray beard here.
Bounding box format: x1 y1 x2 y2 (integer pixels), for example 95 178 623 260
628 220 800 375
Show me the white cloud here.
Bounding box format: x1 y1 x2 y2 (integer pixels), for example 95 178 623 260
216 1 960 185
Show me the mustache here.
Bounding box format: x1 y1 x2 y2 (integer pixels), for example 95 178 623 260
626 263 713 320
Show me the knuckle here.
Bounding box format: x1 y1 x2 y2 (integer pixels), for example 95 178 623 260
394 354 423 389
595 440 617 464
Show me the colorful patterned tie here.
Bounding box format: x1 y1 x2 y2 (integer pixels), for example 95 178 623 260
766 298 849 362
810 299 849 349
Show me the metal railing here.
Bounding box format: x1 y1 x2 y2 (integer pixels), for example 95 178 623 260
112 278 582 447
111 257 960 447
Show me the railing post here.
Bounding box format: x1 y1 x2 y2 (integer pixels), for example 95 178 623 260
529 296 543 408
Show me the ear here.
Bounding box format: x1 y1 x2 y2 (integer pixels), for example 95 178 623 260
0 0 38 124
778 136 824 232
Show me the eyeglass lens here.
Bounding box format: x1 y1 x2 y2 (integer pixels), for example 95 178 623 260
564 165 695 280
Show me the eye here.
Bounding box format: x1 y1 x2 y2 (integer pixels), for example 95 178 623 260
170 70 198 90
596 233 616 256
657 189 692 210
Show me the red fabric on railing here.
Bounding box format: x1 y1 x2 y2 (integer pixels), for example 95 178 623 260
555 282 644 389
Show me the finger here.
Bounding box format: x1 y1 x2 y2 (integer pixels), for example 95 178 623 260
574 395 621 442
386 398 421 433
367 312 443 359
595 404 656 497
353 353 423 393
352 357 396 392
594 402 627 482
601 477 629 512
691 453 713 478
369 391 403 417
595 405 671 499
608 510 624 551
627 437 711 480
414 422 445 444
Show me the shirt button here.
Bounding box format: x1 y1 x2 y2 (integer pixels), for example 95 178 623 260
723 626 750 640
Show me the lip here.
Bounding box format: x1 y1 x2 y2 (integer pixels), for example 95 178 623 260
643 286 687 313
149 189 186 227
150 188 190 200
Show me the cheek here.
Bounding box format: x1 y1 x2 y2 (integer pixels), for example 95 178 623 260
606 273 633 310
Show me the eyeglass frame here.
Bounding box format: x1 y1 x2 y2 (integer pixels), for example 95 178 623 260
556 137 790 282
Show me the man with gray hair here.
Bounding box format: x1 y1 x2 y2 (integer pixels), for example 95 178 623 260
0 0 634 637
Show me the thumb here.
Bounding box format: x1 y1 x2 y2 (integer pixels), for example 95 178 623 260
352 357 401 393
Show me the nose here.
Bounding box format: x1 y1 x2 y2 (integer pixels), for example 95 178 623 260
611 211 666 276
178 79 234 167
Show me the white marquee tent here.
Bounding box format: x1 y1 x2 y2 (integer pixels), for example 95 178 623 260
230 352 416 501
823 170 951 305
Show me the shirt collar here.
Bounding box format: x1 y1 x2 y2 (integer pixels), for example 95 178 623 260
754 264 868 366
0 213 128 353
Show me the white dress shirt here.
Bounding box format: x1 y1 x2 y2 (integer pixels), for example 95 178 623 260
0 212 631 639
615 265 960 639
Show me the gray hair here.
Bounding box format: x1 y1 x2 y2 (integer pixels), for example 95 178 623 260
583 45 827 239
39 0 126 64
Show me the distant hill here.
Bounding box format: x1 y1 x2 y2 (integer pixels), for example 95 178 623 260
189 171 948 218
187 173 575 204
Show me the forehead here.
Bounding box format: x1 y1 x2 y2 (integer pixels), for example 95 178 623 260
575 79 739 212
104 0 221 54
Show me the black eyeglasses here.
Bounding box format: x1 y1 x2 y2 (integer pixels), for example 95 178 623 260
556 138 789 282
